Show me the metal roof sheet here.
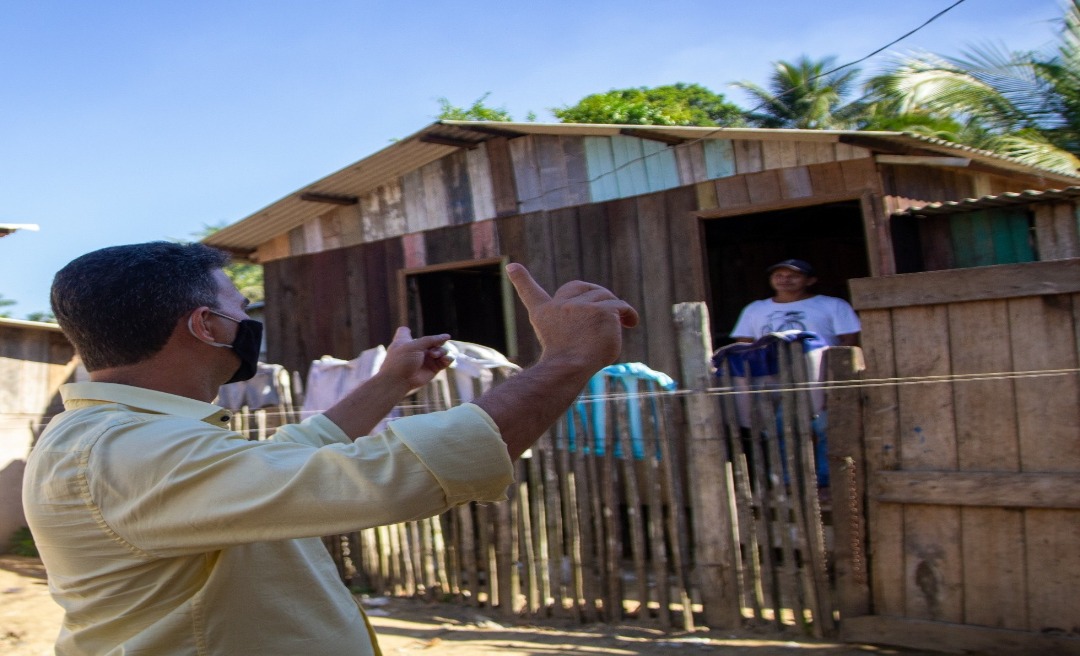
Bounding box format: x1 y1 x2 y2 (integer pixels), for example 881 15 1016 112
892 186 1080 217
0 316 62 331
0 223 40 238
204 121 1080 254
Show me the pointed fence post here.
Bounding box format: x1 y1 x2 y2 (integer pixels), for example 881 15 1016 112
673 302 742 629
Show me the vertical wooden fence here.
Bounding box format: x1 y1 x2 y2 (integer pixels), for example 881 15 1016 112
236 307 836 633
676 302 835 635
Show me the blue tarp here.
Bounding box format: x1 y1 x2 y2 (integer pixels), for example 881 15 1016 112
565 362 676 459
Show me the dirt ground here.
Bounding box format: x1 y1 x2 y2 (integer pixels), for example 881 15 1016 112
1 554 940 655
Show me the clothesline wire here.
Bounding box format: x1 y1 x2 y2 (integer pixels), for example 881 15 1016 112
7 365 1075 430
284 366 1074 417
543 367 1080 403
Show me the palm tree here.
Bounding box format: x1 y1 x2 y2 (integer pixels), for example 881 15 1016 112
732 56 866 129
865 1 1080 174
858 75 993 144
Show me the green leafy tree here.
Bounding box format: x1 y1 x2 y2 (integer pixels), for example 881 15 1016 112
553 83 746 126
194 225 264 303
0 293 55 322
26 310 56 323
436 93 514 121
865 1 1080 174
733 56 866 129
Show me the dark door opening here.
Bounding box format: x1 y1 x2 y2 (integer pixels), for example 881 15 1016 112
406 262 510 355
704 201 870 347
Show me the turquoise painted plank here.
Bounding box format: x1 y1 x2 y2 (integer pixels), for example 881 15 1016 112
610 135 650 197
703 139 737 179
584 136 620 202
969 211 997 266
951 209 1036 267
950 213 977 268
991 211 1020 263
1004 210 1035 263
641 139 680 192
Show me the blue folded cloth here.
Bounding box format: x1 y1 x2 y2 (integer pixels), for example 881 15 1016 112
712 330 827 378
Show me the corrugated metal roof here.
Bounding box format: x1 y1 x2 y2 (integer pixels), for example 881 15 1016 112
892 186 1080 217
0 316 62 331
204 121 1080 254
0 223 40 238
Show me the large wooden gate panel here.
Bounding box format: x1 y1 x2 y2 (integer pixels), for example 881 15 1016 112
856 308 903 617
950 300 1026 630
894 304 964 624
842 260 1080 655
1011 295 1080 473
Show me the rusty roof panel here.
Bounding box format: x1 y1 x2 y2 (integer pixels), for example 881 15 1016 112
204 121 1080 253
892 187 1080 217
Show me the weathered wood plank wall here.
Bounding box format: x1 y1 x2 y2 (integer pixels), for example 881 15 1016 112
259 133 1058 386
0 322 76 544
265 186 703 378
265 183 705 379
1034 202 1080 259
843 259 1080 655
255 135 883 262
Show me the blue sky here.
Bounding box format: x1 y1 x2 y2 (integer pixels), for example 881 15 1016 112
0 0 1066 317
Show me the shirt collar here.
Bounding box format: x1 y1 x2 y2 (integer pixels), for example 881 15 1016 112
60 382 234 426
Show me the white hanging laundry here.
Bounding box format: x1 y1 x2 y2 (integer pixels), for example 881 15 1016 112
300 346 387 418
443 340 521 403
216 363 291 411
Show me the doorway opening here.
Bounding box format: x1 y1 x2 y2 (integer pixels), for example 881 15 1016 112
404 260 513 357
703 200 870 347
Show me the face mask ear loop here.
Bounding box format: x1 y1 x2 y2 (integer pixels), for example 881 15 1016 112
188 312 232 349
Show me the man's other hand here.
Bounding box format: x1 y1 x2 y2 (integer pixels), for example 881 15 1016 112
381 326 453 391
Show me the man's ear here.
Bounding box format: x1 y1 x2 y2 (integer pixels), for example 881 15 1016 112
806 276 819 287
187 307 215 342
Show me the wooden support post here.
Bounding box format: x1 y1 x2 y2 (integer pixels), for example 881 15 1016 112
673 302 742 628
824 347 872 621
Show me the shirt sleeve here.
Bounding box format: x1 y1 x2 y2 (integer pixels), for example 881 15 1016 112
832 298 862 335
91 404 513 557
270 413 352 447
730 301 761 339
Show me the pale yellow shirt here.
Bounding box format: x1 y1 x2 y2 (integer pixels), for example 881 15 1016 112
22 382 513 655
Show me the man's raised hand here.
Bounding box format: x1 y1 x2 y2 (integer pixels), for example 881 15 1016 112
505 262 638 373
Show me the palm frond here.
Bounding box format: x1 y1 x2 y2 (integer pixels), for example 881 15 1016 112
990 130 1080 175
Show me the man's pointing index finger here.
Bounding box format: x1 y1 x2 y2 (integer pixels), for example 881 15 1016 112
506 263 552 310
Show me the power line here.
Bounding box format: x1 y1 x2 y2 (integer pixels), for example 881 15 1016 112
798 0 968 85
514 0 971 206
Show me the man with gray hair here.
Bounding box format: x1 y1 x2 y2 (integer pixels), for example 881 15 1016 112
25 241 637 655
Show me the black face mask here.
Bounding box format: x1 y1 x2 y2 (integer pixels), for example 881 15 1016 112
221 318 264 384
193 310 265 384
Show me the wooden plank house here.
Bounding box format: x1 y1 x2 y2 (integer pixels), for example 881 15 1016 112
205 122 1080 652
204 121 1076 379
0 318 76 545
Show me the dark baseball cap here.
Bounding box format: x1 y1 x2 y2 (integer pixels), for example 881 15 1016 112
767 259 815 276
